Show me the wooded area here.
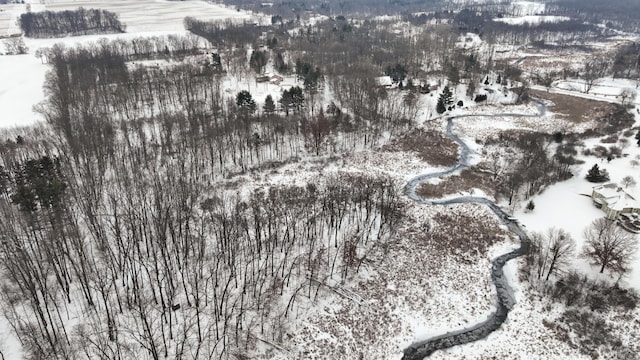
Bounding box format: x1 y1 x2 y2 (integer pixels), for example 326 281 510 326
20 8 124 38
0 27 410 357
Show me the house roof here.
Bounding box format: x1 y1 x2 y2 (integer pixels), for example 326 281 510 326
376 76 393 86
593 183 640 211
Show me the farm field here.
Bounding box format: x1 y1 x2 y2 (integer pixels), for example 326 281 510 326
32 0 252 32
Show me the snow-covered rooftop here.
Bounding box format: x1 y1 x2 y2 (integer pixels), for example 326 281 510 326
376 76 393 87
593 183 640 211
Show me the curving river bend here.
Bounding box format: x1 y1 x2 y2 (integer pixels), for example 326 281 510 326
401 101 546 359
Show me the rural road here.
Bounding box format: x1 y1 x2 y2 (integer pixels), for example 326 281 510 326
401 101 546 359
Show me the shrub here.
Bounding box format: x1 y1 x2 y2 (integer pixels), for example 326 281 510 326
553 131 564 143
474 94 487 102
526 200 535 211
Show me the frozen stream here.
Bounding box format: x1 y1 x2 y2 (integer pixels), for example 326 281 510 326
402 101 546 359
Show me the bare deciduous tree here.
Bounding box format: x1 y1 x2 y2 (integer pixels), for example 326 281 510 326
582 56 609 94
3 37 28 55
583 218 638 274
619 88 637 106
529 228 575 281
622 175 637 188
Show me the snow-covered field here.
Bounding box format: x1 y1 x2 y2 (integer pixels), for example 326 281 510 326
555 77 639 99
508 1 545 16
494 15 570 26
0 52 47 127
30 0 251 33
1 0 251 36
0 0 261 128
494 0 568 25
451 102 589 141
0 4 19 36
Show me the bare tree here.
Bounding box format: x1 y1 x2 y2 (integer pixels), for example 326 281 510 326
622 175 637 188
3 37 28 55
582 218 638 274
530 228 575 280
582 56 608 94
619 88 637 106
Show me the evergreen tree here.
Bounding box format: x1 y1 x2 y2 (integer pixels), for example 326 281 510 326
585 164 610 183
384 63 407 83
249 50 269 73
436 86 453 114
526 200 535 211
10 156 67 212
210 52 223 73
279 86 304 116
236 90 257 116
263 94 276 115
274 52 287 73
553 131 564 143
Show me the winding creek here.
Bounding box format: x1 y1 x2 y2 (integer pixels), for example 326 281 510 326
401 101 546 359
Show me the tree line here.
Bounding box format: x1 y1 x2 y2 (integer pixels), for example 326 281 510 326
20 7 125 38
35 34 203 64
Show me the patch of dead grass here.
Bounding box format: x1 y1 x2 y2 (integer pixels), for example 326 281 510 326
383 129 458 167
416 168 495 199
530 89 614 124
417 205 510 259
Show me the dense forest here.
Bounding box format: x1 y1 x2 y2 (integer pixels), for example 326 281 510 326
19 8 124 38
0 26 412 357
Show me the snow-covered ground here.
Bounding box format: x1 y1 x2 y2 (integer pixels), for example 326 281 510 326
0 0 263 129
515 135 640 291
1 1 640 358
0 4 21 36
508 1 545 16
0 52 47 127
494 15 570 26
0 0 252 35
30 0 252 33
554 77 639 100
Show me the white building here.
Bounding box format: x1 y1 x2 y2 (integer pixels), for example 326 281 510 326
592 183 640 220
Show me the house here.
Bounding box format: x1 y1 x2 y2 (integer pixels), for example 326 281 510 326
591 183 640 220
256 75 271 83
376 76 393 88
269 74 284 85
256 74 284 85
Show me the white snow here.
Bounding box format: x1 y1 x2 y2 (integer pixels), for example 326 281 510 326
0 0 264 130
1 2 640 358
29 0 253 33
0 4 23 36
494 15 570 26
554 77 640 100
515 152 640 290
509 1 546 16
0 52 47 127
